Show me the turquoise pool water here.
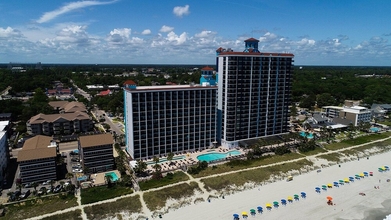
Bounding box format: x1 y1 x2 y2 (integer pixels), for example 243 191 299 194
105 172 119 182
146 155 186 165
370 127 380 132
300 131 314 139
197 150 241 162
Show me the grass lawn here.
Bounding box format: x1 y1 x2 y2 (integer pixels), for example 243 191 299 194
316 152 344 162
41 210 82 220
143 182 200 211
193 153 304 178
3 193 77 220
139 171 189 191
84 195 142 220
299 147 328 156
81 185 133 205
325 133 390 151
201 159 313 191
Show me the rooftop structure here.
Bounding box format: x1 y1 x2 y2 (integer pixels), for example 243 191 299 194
79 133 114 173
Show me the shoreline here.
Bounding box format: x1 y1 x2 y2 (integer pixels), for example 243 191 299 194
158 151 391 220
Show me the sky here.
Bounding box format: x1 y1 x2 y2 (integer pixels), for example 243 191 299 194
1 0 391 66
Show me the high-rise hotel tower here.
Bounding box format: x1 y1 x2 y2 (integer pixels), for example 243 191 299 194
216 38 294 148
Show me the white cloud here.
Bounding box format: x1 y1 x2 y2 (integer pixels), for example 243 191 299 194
141 29 151 35
160 25 174 33
167 31 188 45
36 0 117 23
0 27 23 38
173 5 190 17
195 30 216 38
107 28 131 44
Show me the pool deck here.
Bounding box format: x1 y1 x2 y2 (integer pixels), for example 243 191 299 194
145 147 244 173
90 170 121 186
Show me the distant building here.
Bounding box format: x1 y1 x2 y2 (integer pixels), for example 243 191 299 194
322 106 372 126
48 101 87 113
17 136 58 184
79 133 114 173
26 112 93 136
216 38 294 148
0 113 12 121
0 121 9 185
371 103 391 120
124 81 217 160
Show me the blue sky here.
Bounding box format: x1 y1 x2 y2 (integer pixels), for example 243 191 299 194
1 0 391 65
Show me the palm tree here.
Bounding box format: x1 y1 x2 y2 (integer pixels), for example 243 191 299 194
105 174 113 188
32 182 38 195
167 152 174 166
65 173 74 182
134 160 147 175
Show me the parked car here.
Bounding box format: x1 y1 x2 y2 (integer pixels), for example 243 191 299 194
72 168 82 173
42 180 52 185
19 190 31 200
8 191 21 202
23 182 34 188
37 187 47 196
71 158 80 162
46 186 54 194
53 185 62 193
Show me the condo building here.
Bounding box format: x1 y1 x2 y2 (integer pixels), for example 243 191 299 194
79 133 114 173
216 38 294 148
124 78 217 160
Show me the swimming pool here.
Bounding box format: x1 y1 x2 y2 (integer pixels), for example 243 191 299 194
370 127 380 132
197 150 241 162
300 131 314 139
146 155 186 165
105 172 119 182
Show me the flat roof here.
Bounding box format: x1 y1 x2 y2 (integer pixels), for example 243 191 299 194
125 84 217 92
79 133 113 148
218 52 294 57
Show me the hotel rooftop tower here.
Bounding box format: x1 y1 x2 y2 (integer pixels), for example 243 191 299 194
216 38 294 148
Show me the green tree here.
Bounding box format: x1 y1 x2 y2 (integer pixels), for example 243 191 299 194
134 160 147 176
316 93 335 108
167 152 174 166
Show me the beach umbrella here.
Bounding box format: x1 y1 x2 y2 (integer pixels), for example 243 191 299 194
333 181 339 185
385 166 389 170
233 214 239 218
322 185 327 188
242 211 248 216
250 209 256 213
326 196 333 200
287 196 293 201
344 178 350 182
273 201 279 206
327 183 333 188
363 172 368 176
315 187 320 190
281 199 287 203
355 174 360 177
349 176 354 180
359 173 364 177
301 192 306 195
339 179 344 184
370 171 373 176
266 203 272 207
257 206 263 211
294 194 299 198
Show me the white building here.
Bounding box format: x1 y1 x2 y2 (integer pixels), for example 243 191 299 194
322 106 372 126
0 121 8 185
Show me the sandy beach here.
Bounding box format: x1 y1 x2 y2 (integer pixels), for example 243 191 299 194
162 152 391 220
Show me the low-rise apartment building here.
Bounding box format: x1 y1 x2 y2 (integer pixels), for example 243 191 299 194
48 101 87 113
26 111 93 136
17 136 58 184
322 106 372 126
79 133 114 173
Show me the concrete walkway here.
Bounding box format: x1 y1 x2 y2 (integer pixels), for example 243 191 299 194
26 136 391 220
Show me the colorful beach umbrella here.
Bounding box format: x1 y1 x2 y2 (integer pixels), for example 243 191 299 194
322 185 327 188
242 211 248 216
359 173 364 177
233 214 239 218
281 199 287 203
349 176 354 180
326 196 333 200
333 181 339 185
294 194 299 198
327 183 333 188
315 187 320 190
250 209 256 213
257 206 263 211
339 179 344 183
344 178 350 182
273 201 279 205
287 196 293 201
266 203 272 207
